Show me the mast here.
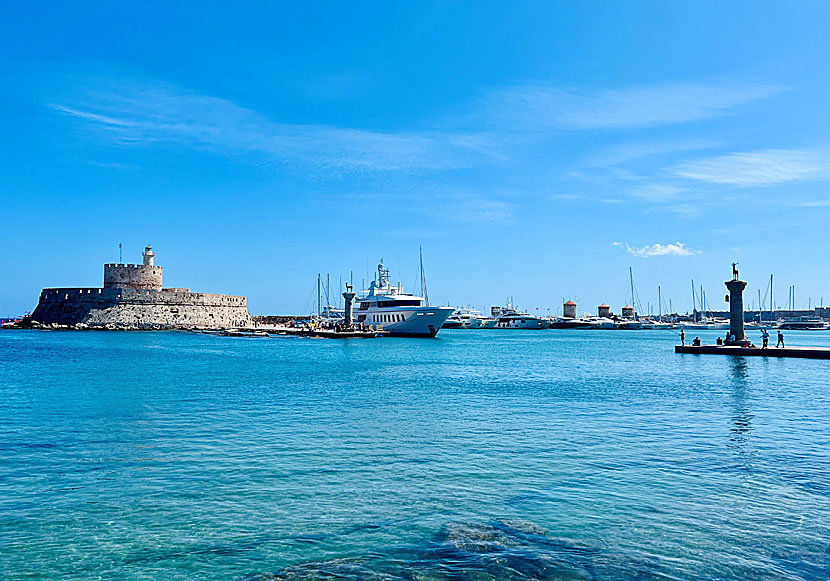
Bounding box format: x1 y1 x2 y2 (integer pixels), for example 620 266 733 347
629 267 635 314
691 280 696 315
317 273 321 318
758 289 762 324
419 246 430 306
770 274 774 320
658 286 662 321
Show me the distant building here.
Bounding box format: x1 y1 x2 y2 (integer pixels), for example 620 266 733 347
621 305 635 319
597 303 610 318
563 300 577 319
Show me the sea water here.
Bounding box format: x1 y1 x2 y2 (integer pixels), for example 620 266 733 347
1 329 828 579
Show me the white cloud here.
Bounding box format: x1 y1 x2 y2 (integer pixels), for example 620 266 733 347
441 193 513 223
612 241 700 258
630 183 686 203
672 148 830 186
584 139 721 167
52 80 499 172
484 82 783 130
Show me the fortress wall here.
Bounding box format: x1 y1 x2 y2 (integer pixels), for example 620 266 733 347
104 263 163 290
31 287 251 328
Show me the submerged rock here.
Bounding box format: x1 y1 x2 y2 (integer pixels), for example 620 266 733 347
243 518 657 581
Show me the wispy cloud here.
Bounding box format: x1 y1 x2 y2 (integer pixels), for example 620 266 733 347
630 183 686 203
796 199 830 208
584 139 721 167
612 241 700 258
672 147 830 186
51 80 499 172
444 194 513 223
484 82 783 130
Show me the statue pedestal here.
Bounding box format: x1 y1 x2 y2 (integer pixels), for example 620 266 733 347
725 279 748 344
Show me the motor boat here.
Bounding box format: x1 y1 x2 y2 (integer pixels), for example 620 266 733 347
354 260 453 337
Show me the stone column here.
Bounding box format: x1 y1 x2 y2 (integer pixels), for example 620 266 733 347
725 279 747 344
342 287 356 328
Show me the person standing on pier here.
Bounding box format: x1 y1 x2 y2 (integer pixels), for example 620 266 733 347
680 329 685 346
761 329 769 349
777 330 785 348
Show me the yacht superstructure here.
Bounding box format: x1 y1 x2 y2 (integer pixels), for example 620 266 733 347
355 260 453 337
492 304 547 329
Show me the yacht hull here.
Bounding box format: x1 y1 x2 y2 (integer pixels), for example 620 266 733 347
358 306 453 337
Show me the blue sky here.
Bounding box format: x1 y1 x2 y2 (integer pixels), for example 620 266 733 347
2 2 830 316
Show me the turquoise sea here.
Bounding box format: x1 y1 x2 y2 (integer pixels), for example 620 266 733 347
1 329 829 579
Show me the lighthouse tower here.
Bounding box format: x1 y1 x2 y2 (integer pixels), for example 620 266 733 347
104 245 163 291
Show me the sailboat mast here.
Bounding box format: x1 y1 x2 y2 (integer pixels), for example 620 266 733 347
658 286 662 321
691 280 696 314
771 274 774 320
419 246 430 306
629 267 635 313
758 289 762 324
317 273 321 318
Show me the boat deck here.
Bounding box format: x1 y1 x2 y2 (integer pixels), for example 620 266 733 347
675 345 830 359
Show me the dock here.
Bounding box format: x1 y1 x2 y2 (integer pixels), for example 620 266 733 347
245 325 386 339
272 327 386 339
675 345 830 359
674 265 830 360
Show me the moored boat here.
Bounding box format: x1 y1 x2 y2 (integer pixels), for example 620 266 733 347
492 304 546 329
355 260 453 337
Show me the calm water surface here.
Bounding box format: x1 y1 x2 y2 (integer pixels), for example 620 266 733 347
1 329 829 579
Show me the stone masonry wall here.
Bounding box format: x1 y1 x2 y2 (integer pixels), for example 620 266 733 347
31 287 251 328
104 263 164 290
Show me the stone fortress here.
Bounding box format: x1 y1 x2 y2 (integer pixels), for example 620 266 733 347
30 246 251 329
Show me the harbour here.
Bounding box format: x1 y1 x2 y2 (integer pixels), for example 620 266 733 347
2 326 829 579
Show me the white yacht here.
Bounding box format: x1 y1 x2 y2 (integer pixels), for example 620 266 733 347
586 316 616 329
355 260 453 337
479 317 497 329
492 305 547 329
443 308 491 329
